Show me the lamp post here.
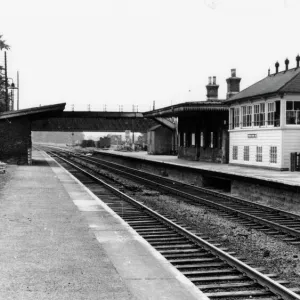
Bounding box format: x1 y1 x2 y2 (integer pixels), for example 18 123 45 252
0 52 19 111
7 78 18 111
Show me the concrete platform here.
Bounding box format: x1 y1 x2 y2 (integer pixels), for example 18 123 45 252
0 150 207 300
95 150 300 188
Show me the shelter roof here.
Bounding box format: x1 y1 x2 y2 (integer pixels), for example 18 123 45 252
226 67 300 103
143 100 228 118
0 103 66 120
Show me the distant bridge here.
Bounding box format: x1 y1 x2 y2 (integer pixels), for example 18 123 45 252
31 111 161 133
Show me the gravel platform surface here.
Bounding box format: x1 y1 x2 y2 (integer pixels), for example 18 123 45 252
0 164 135 300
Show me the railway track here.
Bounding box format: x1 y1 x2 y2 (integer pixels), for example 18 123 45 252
41 148 300 300
41 145 300 247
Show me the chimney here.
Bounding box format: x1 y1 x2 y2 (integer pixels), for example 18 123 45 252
268 68 270 76
296 54 300 68
275 61 279 73
285 58 289 71
226 69 241 99
206 76 219 100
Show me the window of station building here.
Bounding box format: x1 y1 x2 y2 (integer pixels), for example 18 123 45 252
286 101 300 125
254 103 265 126
234 107 240 128
267 102 275 125
178 133 181 147
210 132 214 148
191 133 195 146
270 146 277 163
183 133 186 147
256 146 262 162
232 146 238 160
243 146 250 161
200 132 204 147
242 106 252 127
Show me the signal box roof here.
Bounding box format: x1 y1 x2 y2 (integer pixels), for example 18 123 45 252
226 67 300 103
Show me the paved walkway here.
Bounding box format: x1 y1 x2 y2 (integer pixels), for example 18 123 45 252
96 150 300 187
0 150 207 300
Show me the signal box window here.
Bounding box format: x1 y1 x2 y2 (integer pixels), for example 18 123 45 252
286 101 300 124
242 106 252 127
254 103 265 126
267 103 275 125
244 146 250 161
256 146 262 162
270 146 277 163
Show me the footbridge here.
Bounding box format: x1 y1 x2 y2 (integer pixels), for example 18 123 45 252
0 103 175 164
31 111 176 133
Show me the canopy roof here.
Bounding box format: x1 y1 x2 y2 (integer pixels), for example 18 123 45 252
143 100 228 118
0 103 66 120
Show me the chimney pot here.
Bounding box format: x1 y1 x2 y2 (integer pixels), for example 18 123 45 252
226 68 241 99
296 54 300 68
285 58 289 71
275 61 279 74
268 68 270 76
206 76 219 100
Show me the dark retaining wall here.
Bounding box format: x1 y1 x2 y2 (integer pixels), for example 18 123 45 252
93 151 300 208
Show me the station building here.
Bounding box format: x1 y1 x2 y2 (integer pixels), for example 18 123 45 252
147 124 174 155
144 70 241 163
227 55 300 170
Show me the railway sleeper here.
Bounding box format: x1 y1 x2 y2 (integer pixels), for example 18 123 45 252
155 244 198 250
200 279 292 289
140 232 178 238
149 240 192 246
175 262 228 269
182 268 240 276
144 236 187 242
205 289 274 298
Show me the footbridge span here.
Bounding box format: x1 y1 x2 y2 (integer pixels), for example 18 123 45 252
0 103 175 164
32 111 159 133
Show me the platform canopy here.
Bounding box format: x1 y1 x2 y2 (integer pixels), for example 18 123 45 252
0 103 66 120
143 101 228 118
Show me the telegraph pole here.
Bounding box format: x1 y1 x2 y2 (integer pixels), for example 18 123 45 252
4 52 8 111
17 71 19 110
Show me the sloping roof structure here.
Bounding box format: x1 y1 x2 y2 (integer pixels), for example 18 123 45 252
0 103 66 120
226 67 300 103
143 100 228 118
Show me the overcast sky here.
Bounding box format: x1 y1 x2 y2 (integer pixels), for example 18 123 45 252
1 0 300 112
